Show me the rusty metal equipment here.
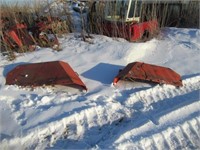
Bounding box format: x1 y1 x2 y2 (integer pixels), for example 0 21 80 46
89 0 185 41
29 16 60 50
6 61 87 90
1 23 36 52
113 62 182 87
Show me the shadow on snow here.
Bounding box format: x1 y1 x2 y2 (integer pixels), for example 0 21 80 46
3 62 30 77
82 62 124 84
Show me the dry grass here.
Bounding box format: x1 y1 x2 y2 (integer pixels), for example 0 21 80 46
1 2 38 27
0 1 73 60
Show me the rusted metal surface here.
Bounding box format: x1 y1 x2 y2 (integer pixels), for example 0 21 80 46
113 62 182 87
1 23 36 51
6 61 87 90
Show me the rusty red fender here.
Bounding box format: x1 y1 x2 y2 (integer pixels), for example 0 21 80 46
113 62 182 87
6 61 87 91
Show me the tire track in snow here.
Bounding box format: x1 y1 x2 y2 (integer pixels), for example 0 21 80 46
97 76 200 149
174 126 188 148
188 118 200 139
0 101 126 149
46 103 126 148
62 76 200 149
113 98 200 149
117 117 200 150
181 121 200 148
165 128 180 150
124 76 200 108
157 133 171 150
152 134 165 150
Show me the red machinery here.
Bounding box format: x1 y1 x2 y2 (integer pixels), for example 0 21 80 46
6 61 87 91
29 16 60 50
90 0 159 41
113 62 183 87
90 0 183 41
1 23 36 52
1 16 60 53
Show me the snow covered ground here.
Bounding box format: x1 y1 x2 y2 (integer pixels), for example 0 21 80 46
0 27 200 149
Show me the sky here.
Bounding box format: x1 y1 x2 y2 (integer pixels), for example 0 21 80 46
1 0 52 5
1 0 32 4
1 0 34 6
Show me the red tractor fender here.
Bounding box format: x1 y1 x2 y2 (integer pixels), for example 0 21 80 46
6 61 87 91
113 62 182 87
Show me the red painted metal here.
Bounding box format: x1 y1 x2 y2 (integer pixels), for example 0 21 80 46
8 30 23 47
6 61 87 90
129 19 158 41
113 62 182 87
102 19 158 41
2 23 36 51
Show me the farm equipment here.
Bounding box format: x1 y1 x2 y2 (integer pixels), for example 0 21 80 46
1 18 36 53
113 62 183 87
89 0 159 41
1 16 60 55
89 0 183 41
6 61 87 91
29 16 60 50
